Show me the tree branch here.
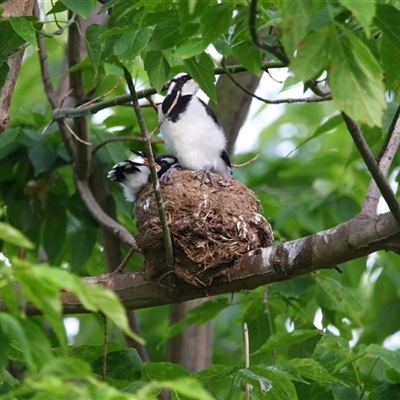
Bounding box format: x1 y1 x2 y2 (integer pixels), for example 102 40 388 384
52 63 284 121
75 178 137 248
342 113 400 225
248 0 289 65
8 211 400 316
0 0 35 132
123 67 173 266
361 110 400 217
221 62 332 105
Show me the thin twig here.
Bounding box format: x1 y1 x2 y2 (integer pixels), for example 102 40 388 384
78 77 122 109
92 136 163 155
231 154 260 168
40 14 76 38
342 113 400 225
244 322 250 400
114 247 136 273
222 62 332 104
63 121 92 145
123 67 174 267
102 313 108 381
361 110 400 217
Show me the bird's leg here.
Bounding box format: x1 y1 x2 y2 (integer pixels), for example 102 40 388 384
159 164 181 184
195 166 214 185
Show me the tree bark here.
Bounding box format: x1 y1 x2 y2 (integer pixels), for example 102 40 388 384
6 211 399 316
0 0 35 132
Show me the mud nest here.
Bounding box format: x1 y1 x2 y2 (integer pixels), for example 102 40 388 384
135 170 273 286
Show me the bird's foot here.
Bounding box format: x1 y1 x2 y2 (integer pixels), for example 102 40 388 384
195 166 213 185
159 163 181 184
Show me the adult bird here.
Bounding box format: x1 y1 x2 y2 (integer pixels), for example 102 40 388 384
158 72 232 184
107 150 180 203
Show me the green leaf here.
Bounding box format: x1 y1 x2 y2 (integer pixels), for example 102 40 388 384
184 52 216 102
113 27 152 66
281 0 322 58
381 35 400 90
247 366 298 400
232 40 262 76
286 358 336 383
332 383 361 400
0 222 34 249
37 356 92 380
192 365 240 386
252 329 322 356
46 2 68 15
0 21 25 56
237 368 272 395
0 313 34 369
289 26 332 82
328 27 385 127
81 284 144 344
144 50 170 93
375 5 400 50
176 38 208 59
85 24 105 74
8 17 37 50
141 362 190 381
43 203 67 264
201 3 232 44
70 229 96 274
312 334 352 372
147 21 180 51
160 377 214 400
60 0 96 18
165 297 229 341
338 0 376 37
92 349 142 387
316 276 364 324
367 344 400 372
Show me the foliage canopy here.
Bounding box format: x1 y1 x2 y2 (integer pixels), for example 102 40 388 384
1 0 400 399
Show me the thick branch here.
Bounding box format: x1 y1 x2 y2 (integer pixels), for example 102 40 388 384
342 113 400 225
9 211 400 315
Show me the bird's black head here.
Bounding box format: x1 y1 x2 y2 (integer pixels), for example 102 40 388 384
167 72 199 96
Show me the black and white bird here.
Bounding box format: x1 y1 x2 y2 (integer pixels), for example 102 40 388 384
158 72 232 184
107 150 180 202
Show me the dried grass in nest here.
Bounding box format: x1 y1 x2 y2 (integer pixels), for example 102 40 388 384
135 170 273 286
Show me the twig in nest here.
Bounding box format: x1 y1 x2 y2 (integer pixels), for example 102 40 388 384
63 121 92 145
78 77 123 109
232 154 260 168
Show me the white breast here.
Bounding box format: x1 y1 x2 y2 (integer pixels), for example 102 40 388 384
159 96 230 176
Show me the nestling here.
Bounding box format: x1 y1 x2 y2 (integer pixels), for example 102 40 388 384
107 150 180 202
158 72 232 184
